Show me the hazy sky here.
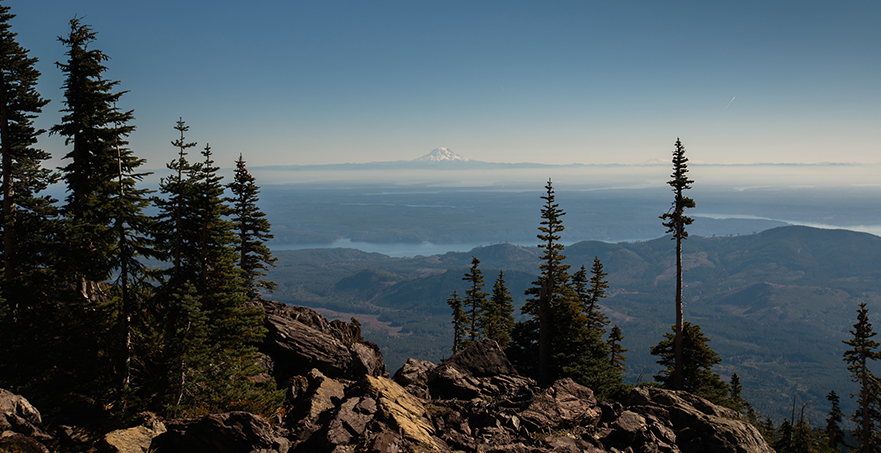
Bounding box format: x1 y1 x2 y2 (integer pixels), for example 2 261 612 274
8 0 881 169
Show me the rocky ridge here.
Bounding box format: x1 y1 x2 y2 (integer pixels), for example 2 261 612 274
1 301 774 452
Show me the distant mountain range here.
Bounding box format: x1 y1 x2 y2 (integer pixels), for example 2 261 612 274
266 225 881 423
253 148 875 171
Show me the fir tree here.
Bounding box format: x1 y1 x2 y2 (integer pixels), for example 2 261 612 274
447 291 466 353
0 1 57 396
584 257 610 332
522 179 570 386
462 256 487 346
153 118 197 285
227 154 276 299
651 321 729 404
825 390 845 451
659 138 695 390
484 270 515 349
0 0 53 303
843 302 881 453
607 324 627 372
51 17 137 282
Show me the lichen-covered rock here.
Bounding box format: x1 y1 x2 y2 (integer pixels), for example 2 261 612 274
99 413 167 453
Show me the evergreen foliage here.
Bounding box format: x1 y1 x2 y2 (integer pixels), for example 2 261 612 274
659 138 695 390
843 302 881 453
227 154 276 299
651 321 729 404
825 390 845 451
572 258 610 332
447 291 466 353
462 256 487 347
484 270 515 349
607 324 627 372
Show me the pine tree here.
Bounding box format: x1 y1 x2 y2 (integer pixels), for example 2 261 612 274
462 256 487 346
572 258 610 332
447 291 466 353
607 324 627 372
825 390 845 451
484 270 515 349
659 138 695 390
651 321 729 404
843 302 881 453
227 154 276 299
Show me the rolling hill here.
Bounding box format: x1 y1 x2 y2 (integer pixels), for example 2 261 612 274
266 225 881 423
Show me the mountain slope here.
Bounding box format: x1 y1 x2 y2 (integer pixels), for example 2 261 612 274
267 226 881 422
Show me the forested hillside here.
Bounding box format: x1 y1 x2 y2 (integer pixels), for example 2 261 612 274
267 225 881 422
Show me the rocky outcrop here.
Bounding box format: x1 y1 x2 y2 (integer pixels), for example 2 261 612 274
150 411 290 453
0 303 776 453
259 300 386 384
0 389 52 452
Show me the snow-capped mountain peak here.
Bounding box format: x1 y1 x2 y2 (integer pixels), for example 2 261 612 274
413 148 469 162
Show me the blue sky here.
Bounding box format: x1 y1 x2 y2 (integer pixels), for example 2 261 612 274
8 0 881 168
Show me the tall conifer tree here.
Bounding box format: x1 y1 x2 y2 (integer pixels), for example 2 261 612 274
447 291 466 353
462 256 487 346
227 154 276 299
843 302 881 453
659 138 695 390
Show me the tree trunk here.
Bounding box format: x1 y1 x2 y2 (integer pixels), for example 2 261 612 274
673 228 684 390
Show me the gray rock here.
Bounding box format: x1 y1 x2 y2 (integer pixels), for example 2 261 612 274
150 411 290 453
259 301 386 382
625 387 773 453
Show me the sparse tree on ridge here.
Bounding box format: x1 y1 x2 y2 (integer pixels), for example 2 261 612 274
447 290 466 353
484 270 515 349
227 154 276 300
462 256 487 347
525 179 570 386
607 324 627 372
659 138 695 390
843 302 881 453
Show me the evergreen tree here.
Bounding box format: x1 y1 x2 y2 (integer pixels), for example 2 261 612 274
728 372 753 414
462 256 487 346
227 154 276 299
659 138 695 390
522 179 570 386
0 0 57 397
447 291 466 353
843 302 881 453
51 17 137 282
825 390 845 451
0 0 53 302
607 324 627 372
575 257 610 332
153 118 197 285
484 270 515 349
651 321 729 404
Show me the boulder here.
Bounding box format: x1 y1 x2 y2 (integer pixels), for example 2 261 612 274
519 378 600 432
393 358 436 399
150 411 290 453
0 388 51 442
0 431 50 453
427 339 535 401
98 413 167 453
624 387 774 453
259 301 386 383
